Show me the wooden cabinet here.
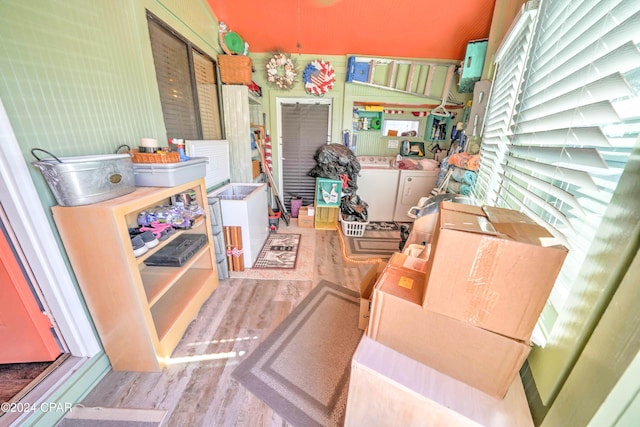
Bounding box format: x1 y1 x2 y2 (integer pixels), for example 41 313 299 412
51 179 218 372
222 85 263 183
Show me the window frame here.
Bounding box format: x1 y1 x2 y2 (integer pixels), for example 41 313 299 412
146 11 222 141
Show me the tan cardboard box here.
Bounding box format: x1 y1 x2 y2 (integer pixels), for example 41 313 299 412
358 261 385 330
387 252 428 273
297 205 314 228
423 202 568 341
367 267 530 398
345 336 534 427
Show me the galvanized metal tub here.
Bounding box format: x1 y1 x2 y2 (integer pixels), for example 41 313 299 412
31 149 135 206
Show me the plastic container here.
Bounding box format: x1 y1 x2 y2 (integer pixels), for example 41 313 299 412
290 198 303 218
31 149 135 206
340 214 369 237
144 234 207 267
132 157 207 187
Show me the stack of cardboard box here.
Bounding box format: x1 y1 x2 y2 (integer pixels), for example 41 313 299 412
363 201 568 398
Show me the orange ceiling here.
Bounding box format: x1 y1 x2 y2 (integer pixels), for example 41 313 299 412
207 0 497 60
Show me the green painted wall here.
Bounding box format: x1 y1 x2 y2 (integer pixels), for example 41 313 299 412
0 0 221 424
3 1 637 426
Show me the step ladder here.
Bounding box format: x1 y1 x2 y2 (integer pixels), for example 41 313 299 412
346 56 462 105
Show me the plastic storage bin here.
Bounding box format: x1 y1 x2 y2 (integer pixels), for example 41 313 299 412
133 157 207 187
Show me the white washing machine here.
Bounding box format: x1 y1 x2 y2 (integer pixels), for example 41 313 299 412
356 156 400 222
393 169 439 222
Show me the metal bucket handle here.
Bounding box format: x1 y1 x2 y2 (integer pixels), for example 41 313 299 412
115 144 131 155
31 148 63 163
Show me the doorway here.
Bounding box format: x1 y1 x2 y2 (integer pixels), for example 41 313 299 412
0 203 65 404
0 99 101 423
276 98 332 212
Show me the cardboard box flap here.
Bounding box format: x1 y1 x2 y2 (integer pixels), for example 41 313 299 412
440 207 499 236
482 205 537 225
377 267 425 306
441 201 485 216
360 262 385 298
484 206 568 249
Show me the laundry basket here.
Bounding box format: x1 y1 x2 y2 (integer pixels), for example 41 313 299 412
340 214 368 237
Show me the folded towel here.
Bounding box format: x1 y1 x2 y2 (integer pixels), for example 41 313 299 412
447 181 473 196
450 166 477 186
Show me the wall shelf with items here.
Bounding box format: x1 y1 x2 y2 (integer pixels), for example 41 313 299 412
354 109 382 132
51 179 218 372
424 114 451 142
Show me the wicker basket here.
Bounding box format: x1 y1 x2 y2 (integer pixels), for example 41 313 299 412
217 54 252 85
131 149 180 164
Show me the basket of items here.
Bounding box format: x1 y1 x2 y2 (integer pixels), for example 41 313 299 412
217 55 252 85
130 149 180 164
340 214 368 237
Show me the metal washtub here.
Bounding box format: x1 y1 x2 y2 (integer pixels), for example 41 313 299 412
31 148 135 206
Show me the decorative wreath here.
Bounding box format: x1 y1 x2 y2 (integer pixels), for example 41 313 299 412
302 59 336 96
266 53 297 90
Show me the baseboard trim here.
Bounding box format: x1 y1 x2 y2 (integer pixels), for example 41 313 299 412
6 352 110 427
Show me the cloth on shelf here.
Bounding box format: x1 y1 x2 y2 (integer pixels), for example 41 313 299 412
450 166 477 186
417 158 439 171
448 152 481 171
397 158 419 169
447 180 473 196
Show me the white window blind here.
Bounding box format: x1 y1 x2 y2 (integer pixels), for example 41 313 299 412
193 50 223 140
475 0 640 344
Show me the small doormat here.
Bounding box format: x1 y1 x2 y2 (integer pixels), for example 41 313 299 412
232 281 362 427
252 233 301 269
57 406 166 427
337 225 401 262
365 221 399 231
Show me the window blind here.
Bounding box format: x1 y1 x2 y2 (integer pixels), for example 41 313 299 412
147 13 222 142
147 17 198 140
193 50 222 140
475 0 640 349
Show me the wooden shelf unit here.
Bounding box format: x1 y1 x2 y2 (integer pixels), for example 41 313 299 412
51 179 218 372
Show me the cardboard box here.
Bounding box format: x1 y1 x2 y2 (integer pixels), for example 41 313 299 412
358 262 385 330
345 337 534 427
297 205 314 228
367 269 530 398
387 252 428 273
423 202 568 341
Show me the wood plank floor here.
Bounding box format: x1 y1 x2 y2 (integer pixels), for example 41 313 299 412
80 226 372 426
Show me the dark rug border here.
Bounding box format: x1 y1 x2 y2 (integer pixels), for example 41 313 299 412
346 236 401 257
252 233 301 270
232 280 361 427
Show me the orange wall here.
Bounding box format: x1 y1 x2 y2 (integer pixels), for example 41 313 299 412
207 0 496 60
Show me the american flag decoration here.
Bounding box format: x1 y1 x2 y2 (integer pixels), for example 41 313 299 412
412 111 429 117
303 60 336 96
264 132 273 173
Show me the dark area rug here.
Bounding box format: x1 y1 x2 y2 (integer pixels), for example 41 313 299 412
338 224 402 262
232 281 363 427
252 233 300 269
365 221 399 231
